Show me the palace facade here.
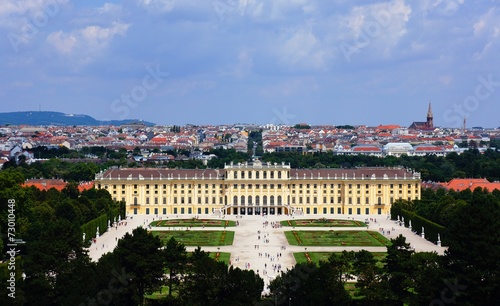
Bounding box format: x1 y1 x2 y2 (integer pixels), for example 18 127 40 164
94 160 421 216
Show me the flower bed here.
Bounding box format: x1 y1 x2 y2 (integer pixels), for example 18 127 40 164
281 219 366 227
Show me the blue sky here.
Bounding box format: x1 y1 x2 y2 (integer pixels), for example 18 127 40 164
1 0 499 128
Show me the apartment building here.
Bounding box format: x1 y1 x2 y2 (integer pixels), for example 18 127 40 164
95 160 421 216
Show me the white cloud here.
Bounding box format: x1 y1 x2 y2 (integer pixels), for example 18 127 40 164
0 0 69 28
137 0 177 12
46 31 76 54
473 8 500 37
97 3 122 15
278 27 328 70
47 22 129 57
337 0 411 60
472 8 500 60
219 49 254 78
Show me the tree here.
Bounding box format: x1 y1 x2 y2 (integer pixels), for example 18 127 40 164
54 255 97 306
383 235 415 304
352 250 387 302
409 252 445 305
222 266 263 305
269 261 350 306
114 227 164 306
163 237 187 297
444 190 500 305
179 247 226 305
325 251 354 284
23 215 84 305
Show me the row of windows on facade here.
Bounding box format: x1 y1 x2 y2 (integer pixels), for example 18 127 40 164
134 207 383 215
122 195 414 205
105 182 419 190
109 185 418 198
227 170 289 179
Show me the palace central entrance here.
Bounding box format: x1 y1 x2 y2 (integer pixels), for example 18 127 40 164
229 205 288 215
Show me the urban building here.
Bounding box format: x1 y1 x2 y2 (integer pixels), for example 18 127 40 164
95 160 422 216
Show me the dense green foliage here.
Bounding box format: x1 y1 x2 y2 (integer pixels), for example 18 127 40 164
3 158 101 182
293 123 312 129
247 130 264 156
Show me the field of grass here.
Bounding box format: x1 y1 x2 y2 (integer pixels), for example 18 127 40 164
150 218 236 227
210 251 231 264
152 230 234 246
293 252 387 267
281 218 366 227
285 230 389 246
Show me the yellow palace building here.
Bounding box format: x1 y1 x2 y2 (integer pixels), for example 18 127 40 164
94 160 421 216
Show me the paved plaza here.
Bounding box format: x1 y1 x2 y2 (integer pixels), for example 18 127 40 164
87 213 447 291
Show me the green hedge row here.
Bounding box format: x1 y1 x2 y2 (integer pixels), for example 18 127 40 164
391 206 447 246
81 204 124 246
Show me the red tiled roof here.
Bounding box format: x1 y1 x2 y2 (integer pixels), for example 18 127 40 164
415 146 443 151
352 146 382 152
400 135 418 139
440 178 500 192
22 179 94 191
377 125 400 130
377 133 392 137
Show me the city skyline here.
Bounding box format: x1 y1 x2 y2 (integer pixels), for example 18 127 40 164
1 1 499 127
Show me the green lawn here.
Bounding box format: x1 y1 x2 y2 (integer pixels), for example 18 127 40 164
293 252 387 268
150 218 236 227
145 286 170 300
284 230 389 246
281 218 367 227
209 251 231 264
152 230 234 246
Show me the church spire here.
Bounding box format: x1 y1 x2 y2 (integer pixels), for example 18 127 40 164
426 101 433 128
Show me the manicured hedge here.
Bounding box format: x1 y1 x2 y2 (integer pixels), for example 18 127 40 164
391 206 447 246
81 205 124 246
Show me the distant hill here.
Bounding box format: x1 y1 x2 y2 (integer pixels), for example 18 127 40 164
0 111 155 126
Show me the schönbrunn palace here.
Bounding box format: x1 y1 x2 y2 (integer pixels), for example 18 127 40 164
95 160 421 216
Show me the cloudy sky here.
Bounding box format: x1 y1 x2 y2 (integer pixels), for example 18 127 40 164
1 0 499 127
